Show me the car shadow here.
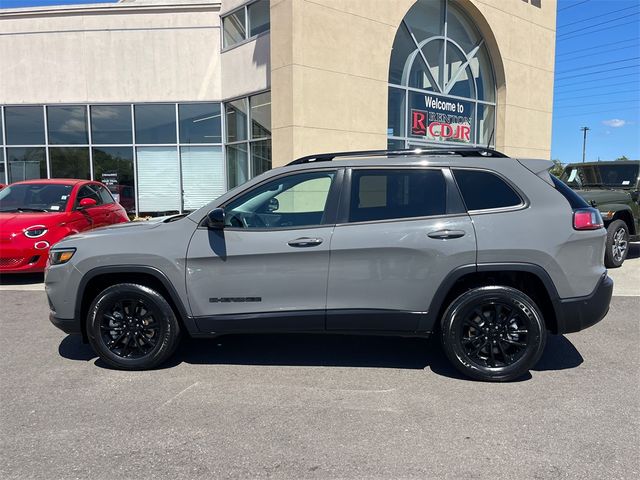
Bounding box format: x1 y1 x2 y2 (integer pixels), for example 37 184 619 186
58 332 583 381
0 273 44 285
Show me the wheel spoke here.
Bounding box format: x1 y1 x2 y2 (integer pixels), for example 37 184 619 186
488 343 497 367
468 339 489 357
497 340 511 364
503 337 527 347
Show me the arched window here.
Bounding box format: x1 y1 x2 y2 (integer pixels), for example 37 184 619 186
388 0 496 149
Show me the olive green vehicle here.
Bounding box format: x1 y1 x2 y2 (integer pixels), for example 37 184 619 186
560 161 640 268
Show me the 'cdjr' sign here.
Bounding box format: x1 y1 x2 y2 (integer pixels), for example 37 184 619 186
410 95 473 143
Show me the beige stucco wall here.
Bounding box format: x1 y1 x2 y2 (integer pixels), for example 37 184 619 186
271 0 556 165
0 1 223 104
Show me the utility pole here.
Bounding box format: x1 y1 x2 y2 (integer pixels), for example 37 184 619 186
580 126 590 163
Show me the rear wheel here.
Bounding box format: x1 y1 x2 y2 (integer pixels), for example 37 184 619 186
86 283 181 370
441 286 546 382
604 219 629 268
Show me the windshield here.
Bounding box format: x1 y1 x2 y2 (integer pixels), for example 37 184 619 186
0 183 73 213
561 164 639 189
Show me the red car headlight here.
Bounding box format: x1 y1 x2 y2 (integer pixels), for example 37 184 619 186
24 225 48 238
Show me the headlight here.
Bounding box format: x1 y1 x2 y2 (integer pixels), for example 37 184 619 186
49 248 76 265
24 225 48 238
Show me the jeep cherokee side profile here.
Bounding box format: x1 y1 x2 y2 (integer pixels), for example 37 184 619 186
45 148 613 381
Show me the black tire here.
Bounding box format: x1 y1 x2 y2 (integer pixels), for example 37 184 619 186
604 219 629 268
86 283 181 370
440 286 547 382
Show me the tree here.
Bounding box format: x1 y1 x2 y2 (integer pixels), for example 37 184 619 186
550 159 564 177
615 155 629 161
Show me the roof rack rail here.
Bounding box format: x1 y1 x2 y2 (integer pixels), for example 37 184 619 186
287 147 508 165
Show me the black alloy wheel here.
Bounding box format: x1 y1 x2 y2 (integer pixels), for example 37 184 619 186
87 283 181 370
604 219 629 268
99 298 160 359
441 286 546 382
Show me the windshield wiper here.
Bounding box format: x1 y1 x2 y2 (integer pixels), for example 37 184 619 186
3 207 51 212
163 213 189 223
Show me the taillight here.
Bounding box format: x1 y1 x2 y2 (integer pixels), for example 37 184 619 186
573 208 603 230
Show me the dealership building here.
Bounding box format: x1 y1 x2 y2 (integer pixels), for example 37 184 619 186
0 0 556 216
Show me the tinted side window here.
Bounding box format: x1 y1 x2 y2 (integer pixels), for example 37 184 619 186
96 185 115 204
76 185 102 206
349 169 446 222
551 175 589 209
453 169 521 211
224 171 336 229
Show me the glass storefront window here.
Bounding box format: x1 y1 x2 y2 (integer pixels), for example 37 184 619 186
91 105 132 144
47 106 88 145
92 147 135 213
227 143 248 188
136 146 180 214
179 103 222 144
49 147 90 179
388 0 496 148
134 104 176 144
250 92 271 139
7 147 46 182
477 104 496 146
181 146 225 210
1 150 6 184
248 0 270 37
225 99 248 143
388 88 405 138
5 106 45 145
223 8 246 48
251 139 271 177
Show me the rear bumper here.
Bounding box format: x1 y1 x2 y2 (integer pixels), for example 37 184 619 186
555 274 613 334
49 312 81 335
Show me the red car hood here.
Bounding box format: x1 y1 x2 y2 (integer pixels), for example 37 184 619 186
0 212 66 239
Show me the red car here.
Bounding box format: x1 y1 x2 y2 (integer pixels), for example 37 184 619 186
0 179 129 273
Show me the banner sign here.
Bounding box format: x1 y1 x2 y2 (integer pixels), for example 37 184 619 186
410 95 473 143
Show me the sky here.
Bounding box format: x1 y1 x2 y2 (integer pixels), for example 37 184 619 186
1 0 639 162
553 0 640 162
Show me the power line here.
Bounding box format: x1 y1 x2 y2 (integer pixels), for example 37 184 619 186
558 5 639 28
556 56 640 75
554 106 640 118
554 89 639 101
555 80 640 93
556 38 639 57
556 99 639 109
558 12 640 37
558 0 590 12
556 44 640 62
553 71 639 88
555 65 640 82
558 19 640 41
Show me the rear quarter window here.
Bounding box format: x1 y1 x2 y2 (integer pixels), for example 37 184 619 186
551 175 589 209
453 169 522 211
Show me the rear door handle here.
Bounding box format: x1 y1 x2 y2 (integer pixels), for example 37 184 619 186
427 229 466 239
288 237 323 247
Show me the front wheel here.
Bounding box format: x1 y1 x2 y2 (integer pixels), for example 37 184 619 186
604 219 629 268
86 283 181 370
441 286 547 382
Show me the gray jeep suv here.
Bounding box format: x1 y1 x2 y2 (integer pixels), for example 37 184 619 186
45 148 613 381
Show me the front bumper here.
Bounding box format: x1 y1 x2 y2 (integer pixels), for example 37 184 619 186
49 312 82 335
0 246 49 273
555 273 613 334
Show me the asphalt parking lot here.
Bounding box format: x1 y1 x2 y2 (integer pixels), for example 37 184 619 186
1 246 638 479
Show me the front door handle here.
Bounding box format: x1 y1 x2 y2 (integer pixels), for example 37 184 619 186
427 229 466 239
288 237 323 248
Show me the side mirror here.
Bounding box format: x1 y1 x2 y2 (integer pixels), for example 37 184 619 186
206 208 225 229
78 197 97 209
